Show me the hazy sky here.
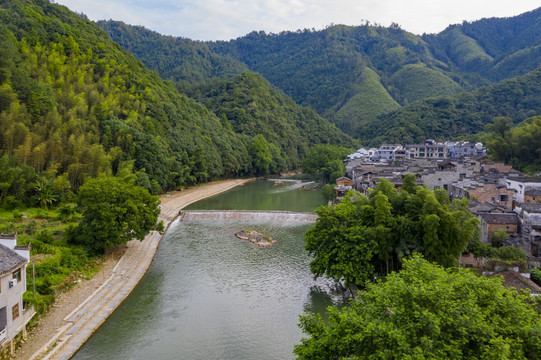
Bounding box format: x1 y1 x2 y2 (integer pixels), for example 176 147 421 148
54 0 540 41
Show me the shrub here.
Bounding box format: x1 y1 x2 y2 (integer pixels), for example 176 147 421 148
531 268 541 287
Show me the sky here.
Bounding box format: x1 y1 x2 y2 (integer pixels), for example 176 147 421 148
53 0 540 41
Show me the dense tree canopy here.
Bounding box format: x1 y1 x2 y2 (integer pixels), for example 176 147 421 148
305 175 479 288
301 144 353 183
485 116 541 173
295 255 541 359
69 176 162 253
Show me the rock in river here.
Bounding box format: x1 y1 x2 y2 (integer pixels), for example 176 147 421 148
235 230 276 247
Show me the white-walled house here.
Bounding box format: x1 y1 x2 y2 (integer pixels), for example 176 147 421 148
0 234 34 355
506 176 541 203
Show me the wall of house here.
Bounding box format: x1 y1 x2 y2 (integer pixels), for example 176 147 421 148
524 194 541 204
468 184 514 210
336 178 354 187
422 171 460 190
483 162 514 173
0 264 27 345
506 180 541 203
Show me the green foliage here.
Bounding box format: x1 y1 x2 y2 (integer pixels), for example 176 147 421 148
97 20 247 84
69 176 161 253
389 63 462 104
320 184 336 203
305 179 479 288
531 268 541 287
358 68 541 146
248 134 272 176
301 144 352 183
0 0 260 193
331 67 400 133
183 73 356 174
295 255 541 359
486 116 541 173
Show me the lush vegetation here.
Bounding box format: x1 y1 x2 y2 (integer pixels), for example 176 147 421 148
485 116 541 173
423 7 541 81
330 67 400 133
295 255 541 359
389 63 462 104
0 204 94 313
97 20 247 84
358 67 541 146
301 144 353 183
305 175 479 289
100 10 541 141
182 73 356 175
68 176 162 254
532 268 541 287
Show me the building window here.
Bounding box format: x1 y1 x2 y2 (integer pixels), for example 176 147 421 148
13 268 21 282
12 303 19 320
500 195 508 202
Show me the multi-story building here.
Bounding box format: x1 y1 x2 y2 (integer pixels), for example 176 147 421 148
0 234 34 356
407 140 449 160
445 141 486 159
372 145 404 162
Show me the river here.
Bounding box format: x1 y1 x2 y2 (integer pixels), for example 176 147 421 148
72 180 348 360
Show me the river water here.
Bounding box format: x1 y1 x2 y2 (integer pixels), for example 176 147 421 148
72 181 348 360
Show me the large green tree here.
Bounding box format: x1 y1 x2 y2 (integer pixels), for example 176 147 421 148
301 144 353 183
70 176 162 253
305 176 479 288
295 255 541 359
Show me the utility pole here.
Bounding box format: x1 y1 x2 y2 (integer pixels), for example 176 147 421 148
32 263 36 298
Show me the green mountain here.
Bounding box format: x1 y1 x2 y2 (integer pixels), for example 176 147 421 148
184 72 355 171
101 22 467 131
97 20 248 84
356 66 541 146
99 10 541 137
0 0 353 204
424 7 541 81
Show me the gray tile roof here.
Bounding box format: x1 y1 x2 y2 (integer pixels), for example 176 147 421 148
478 213 518 225
0 244 27 276
515 203 541 213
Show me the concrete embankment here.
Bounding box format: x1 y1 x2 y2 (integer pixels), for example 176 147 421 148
28 179 253 360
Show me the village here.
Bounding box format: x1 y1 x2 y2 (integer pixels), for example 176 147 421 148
335 140 541 287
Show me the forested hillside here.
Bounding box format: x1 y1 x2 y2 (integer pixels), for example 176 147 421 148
97 20 247 84
424 7 541 81
183 73 356 173
101 21 467 132
100 9 541 138
0 0 353 207
357 66 541 146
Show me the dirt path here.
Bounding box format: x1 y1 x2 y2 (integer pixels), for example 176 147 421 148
12 255 120 360
13 178 253 360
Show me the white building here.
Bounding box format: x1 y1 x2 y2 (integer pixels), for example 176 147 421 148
505 176 541 203
407 140 449 160
0 234 34 355
372 145 404 162
445 141 486 159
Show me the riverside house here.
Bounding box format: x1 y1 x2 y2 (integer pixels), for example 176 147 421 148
0 234 35 356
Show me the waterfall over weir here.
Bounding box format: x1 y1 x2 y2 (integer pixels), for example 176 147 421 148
180 210 317 222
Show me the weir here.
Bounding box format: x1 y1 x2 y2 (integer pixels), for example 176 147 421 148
180 210 317 222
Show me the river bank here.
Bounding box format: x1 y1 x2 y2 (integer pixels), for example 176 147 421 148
14 178 253 360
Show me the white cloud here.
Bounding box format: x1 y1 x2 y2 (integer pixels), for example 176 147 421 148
54 0 541 40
